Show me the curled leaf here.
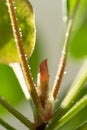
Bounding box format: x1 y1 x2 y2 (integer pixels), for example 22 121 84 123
0 0 36 63
37 59 49 107
36 59 54 124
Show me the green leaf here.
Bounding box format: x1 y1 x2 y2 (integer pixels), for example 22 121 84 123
0 97 34 130
66 0 87 59
46 95 87 130
0 0 35 63
0 118 16 130
75 121 87 130
57 95 87 130
46 59 87 130
0 64 24 115
60 59 87 109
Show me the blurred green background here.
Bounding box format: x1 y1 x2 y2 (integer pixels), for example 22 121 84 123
0 0 87 130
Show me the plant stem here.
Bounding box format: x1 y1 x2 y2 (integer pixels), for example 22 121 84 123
52 0 80 100
75 121 87 130
6 0 43 112
46 95 87 130
47 59 87 129
0 118 16 130
60 59 87 109
0 97 35 130
55 95 87 129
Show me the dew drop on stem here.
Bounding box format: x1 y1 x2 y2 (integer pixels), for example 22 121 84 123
28 65 31 70
24 54 27 58
19 28 22 31
64 71 67 75
66 32 69 38
14 6 16 10
20 32 23 38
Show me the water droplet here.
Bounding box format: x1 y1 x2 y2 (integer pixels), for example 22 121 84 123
20 31 22 37
25 54 27 57
20 34 22 38
19 29 22 37
19 28 21 31
14 6 16 10
66 32 69 37
55 75 59 81
24 54 28 60
64 71 67 75
28 66 31 70
32 77 33 80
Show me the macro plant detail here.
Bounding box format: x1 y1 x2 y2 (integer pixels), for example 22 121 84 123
0 0 87 130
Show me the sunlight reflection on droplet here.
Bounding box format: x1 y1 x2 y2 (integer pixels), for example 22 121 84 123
66 32 69 37
14 6 16 10
19 28 22 31
64 71 67 75
19 30 22 38
24 54 27 57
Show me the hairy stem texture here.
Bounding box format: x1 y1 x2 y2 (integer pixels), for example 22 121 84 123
52 0 80 100
6 0 43 112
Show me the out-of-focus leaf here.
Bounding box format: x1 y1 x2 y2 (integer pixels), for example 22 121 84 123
0 0 35 63
0 64 24 115
57 106 87 130
75 121 87 130
70 22 87 58
65 0 87 59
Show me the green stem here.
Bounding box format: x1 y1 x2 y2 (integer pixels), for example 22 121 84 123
47 59 87 130
0 118 16 130
46 95 87 130
56 95 87 129
61 59 87 109
75 121 87 130
6 0 43 113
52 0 80 100
0 97 35 130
